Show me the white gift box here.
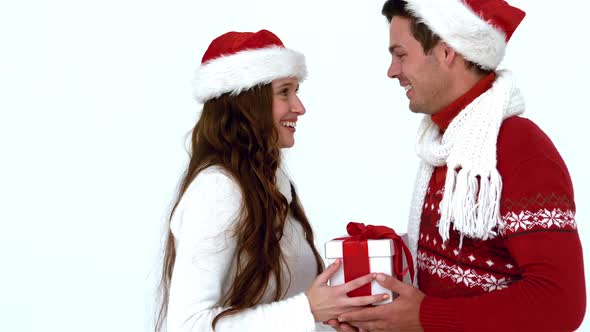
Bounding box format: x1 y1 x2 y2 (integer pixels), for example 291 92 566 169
325 238 397 305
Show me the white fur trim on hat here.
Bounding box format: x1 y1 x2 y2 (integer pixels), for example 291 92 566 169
405 0 507 70
192 46 307 103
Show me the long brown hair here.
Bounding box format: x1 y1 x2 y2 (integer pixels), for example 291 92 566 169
155 84 323 331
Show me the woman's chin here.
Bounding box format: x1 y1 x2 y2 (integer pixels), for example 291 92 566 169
279 138 295 149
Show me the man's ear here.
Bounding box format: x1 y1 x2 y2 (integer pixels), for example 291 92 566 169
436 42 457 68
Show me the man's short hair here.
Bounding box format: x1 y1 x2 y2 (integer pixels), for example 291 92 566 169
382 0 440 54
382 0 491 74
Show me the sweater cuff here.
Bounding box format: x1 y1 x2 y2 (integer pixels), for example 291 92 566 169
293 292 317 331
420 296 463 332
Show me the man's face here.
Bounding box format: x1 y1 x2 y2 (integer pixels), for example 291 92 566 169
387 16 449 115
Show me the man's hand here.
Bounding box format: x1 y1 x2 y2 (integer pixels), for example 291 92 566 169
336 273 425 332
323 319 363 332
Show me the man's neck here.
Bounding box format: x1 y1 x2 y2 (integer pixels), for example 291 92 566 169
449 70 488 104
431 71 496 131
430 69 488 116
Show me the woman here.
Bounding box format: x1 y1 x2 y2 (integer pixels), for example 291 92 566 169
155 30 387 331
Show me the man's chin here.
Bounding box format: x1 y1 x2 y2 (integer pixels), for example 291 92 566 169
409 102 421 114
409 102 433 115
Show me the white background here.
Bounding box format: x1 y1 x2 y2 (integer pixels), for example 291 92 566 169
1 0 589 331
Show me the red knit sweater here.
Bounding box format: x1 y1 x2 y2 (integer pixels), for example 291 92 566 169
417 73 586 331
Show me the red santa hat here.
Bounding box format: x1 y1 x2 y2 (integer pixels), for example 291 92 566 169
404 0 526 70
192 29 307 103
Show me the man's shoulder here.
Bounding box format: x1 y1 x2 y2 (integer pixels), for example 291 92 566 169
498 116 558 155
499 116 546 141
497 116 568 173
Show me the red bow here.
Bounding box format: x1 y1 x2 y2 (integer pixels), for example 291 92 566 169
336 222 415 297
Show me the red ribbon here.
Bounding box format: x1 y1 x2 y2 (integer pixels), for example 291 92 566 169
335 222 415 297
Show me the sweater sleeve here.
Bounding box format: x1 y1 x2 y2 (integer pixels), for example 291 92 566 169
421 233 585 332
419 154 586 331
166 169 316 332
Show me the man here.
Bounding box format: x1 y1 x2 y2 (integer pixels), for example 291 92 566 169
327 0 585 331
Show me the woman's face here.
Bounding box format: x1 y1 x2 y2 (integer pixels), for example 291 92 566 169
271 77 306 148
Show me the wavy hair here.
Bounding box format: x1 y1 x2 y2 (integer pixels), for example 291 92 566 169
155 84 323 331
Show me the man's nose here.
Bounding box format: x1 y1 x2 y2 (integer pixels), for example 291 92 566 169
388 59 401 79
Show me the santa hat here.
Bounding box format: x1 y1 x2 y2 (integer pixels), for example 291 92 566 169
403 0 526 70
192 29 307 103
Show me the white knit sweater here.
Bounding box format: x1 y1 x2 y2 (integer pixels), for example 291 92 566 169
167 166 319 332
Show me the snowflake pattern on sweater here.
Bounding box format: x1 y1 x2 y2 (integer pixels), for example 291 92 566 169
417 174 577 297
415 88 581 297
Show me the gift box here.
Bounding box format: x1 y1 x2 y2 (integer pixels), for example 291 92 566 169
325 222 414 306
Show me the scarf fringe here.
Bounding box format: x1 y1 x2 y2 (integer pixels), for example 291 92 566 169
439 167 502 245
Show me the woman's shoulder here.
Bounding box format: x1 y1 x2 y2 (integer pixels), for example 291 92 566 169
186 165 241 198
177 165 244 216
171 165 243 238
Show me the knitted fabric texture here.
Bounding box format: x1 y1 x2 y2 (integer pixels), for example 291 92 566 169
407 70 525 283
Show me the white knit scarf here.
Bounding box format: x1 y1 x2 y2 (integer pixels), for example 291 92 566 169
407 70 525 283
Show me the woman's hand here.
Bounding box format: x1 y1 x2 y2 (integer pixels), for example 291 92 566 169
305 259 389 322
